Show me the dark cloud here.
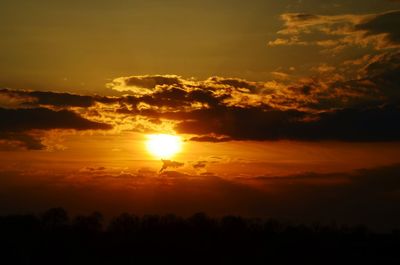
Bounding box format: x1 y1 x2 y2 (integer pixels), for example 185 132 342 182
269 9 400 50
172 104 400 142
190 135 232 143
122 87 222 110
0 107 112 150
0 107 111 132
360 51 400 99
286 52 400 110
238 163 400 230
103 54 400 142
192 161 207 169
173 106 304 140
1 89 89 108
26 91 96 107
81 166 107 172
0 89 119 108
0 132 45 150
113 52 400 126
124 75 182 89
108 75 266 110
356 10 400 46
159 159 184 173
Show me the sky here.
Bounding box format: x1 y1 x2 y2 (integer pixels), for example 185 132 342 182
1 0 400 230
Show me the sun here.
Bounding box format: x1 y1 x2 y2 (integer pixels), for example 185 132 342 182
146 134 182 159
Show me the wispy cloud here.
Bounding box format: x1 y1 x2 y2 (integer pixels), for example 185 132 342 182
269 10 400 51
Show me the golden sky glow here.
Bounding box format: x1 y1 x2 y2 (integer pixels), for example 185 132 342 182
0 0 400 229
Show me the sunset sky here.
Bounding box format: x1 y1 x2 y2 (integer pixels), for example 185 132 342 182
1 0 400 230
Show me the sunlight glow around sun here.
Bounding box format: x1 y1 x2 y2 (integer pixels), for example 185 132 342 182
146 134 182 159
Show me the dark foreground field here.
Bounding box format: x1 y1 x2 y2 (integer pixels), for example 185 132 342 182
1 208 399 264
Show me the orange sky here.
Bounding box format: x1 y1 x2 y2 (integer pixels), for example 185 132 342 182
1 0 400 229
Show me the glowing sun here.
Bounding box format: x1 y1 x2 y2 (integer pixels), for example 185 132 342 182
146 134 182 159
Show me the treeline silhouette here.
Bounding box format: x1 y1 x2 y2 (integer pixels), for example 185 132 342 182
1 208 399 264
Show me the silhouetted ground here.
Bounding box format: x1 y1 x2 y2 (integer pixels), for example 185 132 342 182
1 208 399 264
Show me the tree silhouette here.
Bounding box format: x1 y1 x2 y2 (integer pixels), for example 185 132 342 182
0 208 399 264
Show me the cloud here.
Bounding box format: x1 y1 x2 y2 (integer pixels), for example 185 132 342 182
159 159 184 173
192 161 207 170
269 10 400 50
0 89 95 108
0 107 111 132
356 10 400 48
358 51 400 99
174 104 400 142
99 55 400 142
113 55 400 142
106 75 184 95
0 133 45 150
79 166 107 173
205 76 263 92
0 90 35 108
190 135 232 143
0 107 112 150
237 163 400 230
24 91 96 108
2 48 400 146
1 164 400 230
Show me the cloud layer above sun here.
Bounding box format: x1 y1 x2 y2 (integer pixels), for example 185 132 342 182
1 8 400 150
1 54 399 149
